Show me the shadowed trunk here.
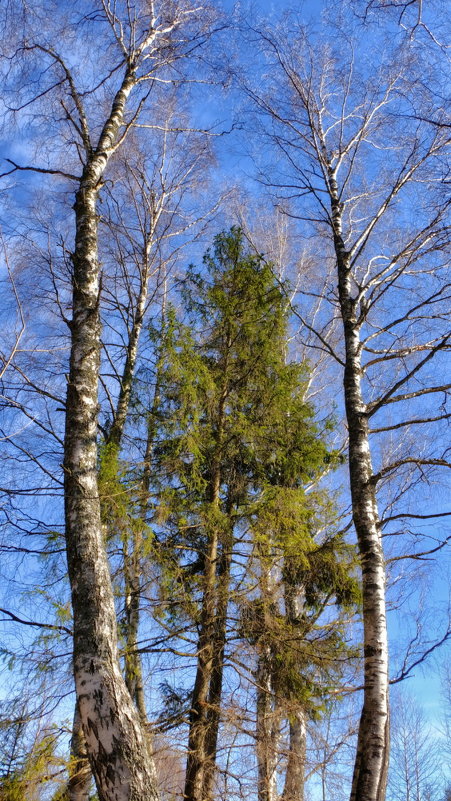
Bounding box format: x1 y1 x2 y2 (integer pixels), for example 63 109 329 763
282 712 307 801
256 648 280 801
282 587 307 801
183 517 220 801
184 381 228 801
68 707 91 801
256 539 280 801
201 522 233 801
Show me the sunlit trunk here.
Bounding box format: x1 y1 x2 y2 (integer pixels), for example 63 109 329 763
201 529 233 801
282 712 307 801
330 176 389 801
64 89 160 792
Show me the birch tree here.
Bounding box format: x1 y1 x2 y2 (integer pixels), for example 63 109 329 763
351 0 449 44
388 691 443 801
65 111 216 801
242 15 451 801
0 2 216 798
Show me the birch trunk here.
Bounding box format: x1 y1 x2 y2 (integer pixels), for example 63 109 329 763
63 66 160 800
110 275 159 725
329 174 390 801
108 297 147 450
256 650 280 801
282 712 307 801
67 256 154 797
282 588 307 801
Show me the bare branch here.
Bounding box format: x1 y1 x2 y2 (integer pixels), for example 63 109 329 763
0 607 72 636
0 158 79 182
372 458 451 483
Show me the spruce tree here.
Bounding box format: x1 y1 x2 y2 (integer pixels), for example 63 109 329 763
146 228 358 801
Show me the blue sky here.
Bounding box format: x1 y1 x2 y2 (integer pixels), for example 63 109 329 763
0 0 449 796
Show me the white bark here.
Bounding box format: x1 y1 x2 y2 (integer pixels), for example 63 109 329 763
282 711 307 801
333 196 389 801
63 56 161 801
256 648 280 801
282 588 307 801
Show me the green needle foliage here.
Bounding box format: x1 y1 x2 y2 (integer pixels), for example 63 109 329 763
144 227 359 725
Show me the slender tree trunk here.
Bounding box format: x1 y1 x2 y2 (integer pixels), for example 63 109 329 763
68 706 91 801
64 68 160 792
124 342 165 722
184 383 228 801
256 649 280 801
255 538 280 801
201 524 233 801
184 491 221 801
108 255 150 450
282 712 307 801
282 588 307 801
111 289 157 727
123 531 147 726
328 171 390 801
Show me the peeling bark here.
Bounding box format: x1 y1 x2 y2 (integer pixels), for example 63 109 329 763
67 240 154 798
